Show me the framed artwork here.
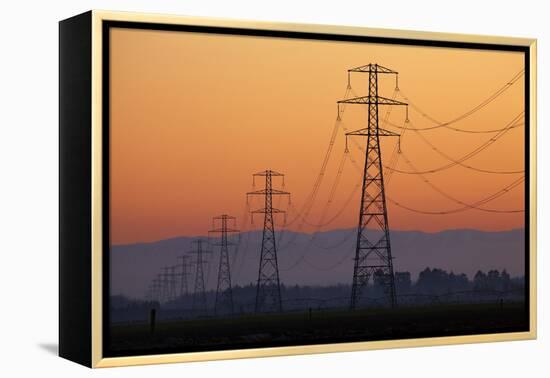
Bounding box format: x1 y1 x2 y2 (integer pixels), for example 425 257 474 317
59 10 537 368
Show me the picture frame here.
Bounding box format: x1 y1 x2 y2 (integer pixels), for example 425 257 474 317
59 10 537 368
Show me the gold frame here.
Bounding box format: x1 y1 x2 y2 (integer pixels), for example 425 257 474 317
89 10 537 368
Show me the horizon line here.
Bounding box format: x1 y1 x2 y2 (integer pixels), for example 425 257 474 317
111 226 526 248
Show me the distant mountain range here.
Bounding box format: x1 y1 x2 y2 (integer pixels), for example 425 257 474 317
111 228 525 299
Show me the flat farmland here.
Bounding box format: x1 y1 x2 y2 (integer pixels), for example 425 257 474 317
108 301 528 357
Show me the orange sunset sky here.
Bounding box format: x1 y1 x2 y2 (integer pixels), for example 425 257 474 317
109 27 525 245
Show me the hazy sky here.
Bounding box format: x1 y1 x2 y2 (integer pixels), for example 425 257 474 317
109 27 525 245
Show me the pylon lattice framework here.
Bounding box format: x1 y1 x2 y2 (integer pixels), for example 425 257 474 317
161 267 171 303
209 214 239 315
153 274 163 303
169 266 178 301
153 276 162 302
247 170 290 313
188 239 212 316
177 254 190 297
338 63 408 309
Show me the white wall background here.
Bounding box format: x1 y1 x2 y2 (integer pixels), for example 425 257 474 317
0 0 547 376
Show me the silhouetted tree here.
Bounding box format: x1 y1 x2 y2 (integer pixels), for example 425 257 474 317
474 270 488 291
416 267 452 294
501 269 511 291
487 270 501 291
395 271 412 294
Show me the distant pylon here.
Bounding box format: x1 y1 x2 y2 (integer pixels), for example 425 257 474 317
168 265 177 301
161 267 170 303
247 170 290 313
146 283 154 302
338 63 408 309
177 255 190 297
209 214 239 315
154 273 163 303
188 239 212 316
152 276 161 303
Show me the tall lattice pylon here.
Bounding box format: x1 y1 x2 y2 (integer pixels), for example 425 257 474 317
209 214 239 315
247 170 290 313
188 239 212 316
177 255 190 297
338 63 408 309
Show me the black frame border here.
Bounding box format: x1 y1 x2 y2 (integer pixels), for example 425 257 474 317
59 11 93 367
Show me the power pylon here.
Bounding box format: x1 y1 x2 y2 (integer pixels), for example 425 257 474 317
154 273 163 303
146 283 154 302
209 214 239 315
168 265 178 302
177 255 191 297
338 63 408 309
152 276 161 302
161 267 171 303
188 239 212 316
247 170 290 313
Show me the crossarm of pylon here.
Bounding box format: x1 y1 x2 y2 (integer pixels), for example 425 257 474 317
210 241 238 246
345 127 401 153
348 64 398 74
251 207 286 214
213 215 236 220
247 189 290 196
346 127 400 137
209 228 240 233
337 95 407 106
253 170 284 176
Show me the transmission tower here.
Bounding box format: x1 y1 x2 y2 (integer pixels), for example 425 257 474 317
161 267 171 303
153 273 163 303
177 255 190 297
338 63 408 309
209 214 239 315
188 239 212 316
247 170 290 313
146 283 154 302
151 276 161 303
168 265 178 302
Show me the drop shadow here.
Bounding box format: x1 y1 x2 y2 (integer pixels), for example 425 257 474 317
38 343 58 356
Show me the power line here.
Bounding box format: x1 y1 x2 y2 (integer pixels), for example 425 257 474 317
397 149 525 213
384 118 524 134
346 111 525 214
386 177 524 215
383 112 525 175
395 69 524 131
347 140 524 215
278 84 360 246
282 87 351 228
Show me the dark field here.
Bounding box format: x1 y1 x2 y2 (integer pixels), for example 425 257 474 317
107 302 528 357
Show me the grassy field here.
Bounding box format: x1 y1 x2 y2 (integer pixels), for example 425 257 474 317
108 301 528 357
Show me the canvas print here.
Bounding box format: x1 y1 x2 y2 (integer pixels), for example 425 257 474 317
106 25 528 357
